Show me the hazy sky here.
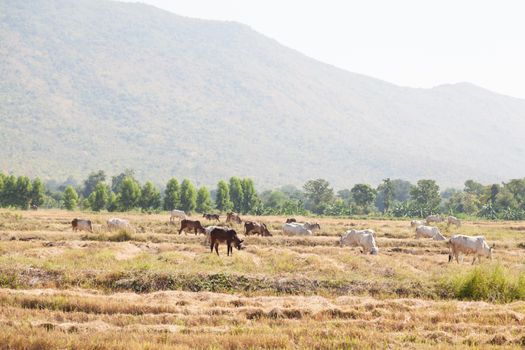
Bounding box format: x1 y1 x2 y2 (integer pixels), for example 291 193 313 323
123 0 525 99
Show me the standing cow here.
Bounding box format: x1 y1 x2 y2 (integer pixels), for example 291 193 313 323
226 212 242 224
448 235 494 264
426 215 444 225
410 220 425 228
170 209 187 222
340 229 379 255
179 219 206 235
209 227 244 256
71 218 93 233
447 216 461 228
244 221 272 236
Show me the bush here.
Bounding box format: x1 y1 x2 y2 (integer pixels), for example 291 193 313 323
442 264 525 302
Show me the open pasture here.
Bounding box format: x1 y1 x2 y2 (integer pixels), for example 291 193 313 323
0 210 524 349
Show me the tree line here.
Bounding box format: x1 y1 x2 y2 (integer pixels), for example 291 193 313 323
2 170 525 220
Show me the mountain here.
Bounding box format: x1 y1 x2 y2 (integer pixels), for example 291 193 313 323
1 0 524 188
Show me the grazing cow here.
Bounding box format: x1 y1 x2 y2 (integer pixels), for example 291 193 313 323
107 218 133 231
71 218 93 233
340 229 378 255
209 227 244 256
282 223 312 236
426 215 444 225
410 220 425 228
447 216 461 228
303 222 321 232
203 213 220 222
226 212 242 224
179 219 206 235
286 218 297 223
448 234 494 264
415 225 446 241
170 209 187 222
244 221 272 236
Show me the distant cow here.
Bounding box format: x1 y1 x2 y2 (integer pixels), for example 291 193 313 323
415 225 446 241
426 215 444 225
244 221 272 236
447 216 461 228
203 213 220 222
71 218 93 233
30 204 38 211
282 223 312 236
226 212 242 224
286 218 297 223
410 220 425 228
340 229 378 255
170 209 187 222
107 218 133 231
209 227 244 256
204 225 223 245
448 234 494 264
179 219 206 235
302 222 321 232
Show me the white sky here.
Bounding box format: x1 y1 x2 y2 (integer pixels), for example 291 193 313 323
123 0 525 99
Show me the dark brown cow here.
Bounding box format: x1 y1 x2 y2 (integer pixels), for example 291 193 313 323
209 227 244 256
286 218 296 223
71 218 93 233
226 212 242 224
203 213 220 222
244 221 272 236
179 219 206 235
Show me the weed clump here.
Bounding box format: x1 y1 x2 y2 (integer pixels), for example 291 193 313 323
441 264 525 302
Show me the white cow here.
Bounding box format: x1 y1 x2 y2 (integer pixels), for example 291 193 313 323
282 223 312 236
301 222 321 232
410 220 425 228
426 215 444 225
170 209 187 222
415 225 446 241
448 235 493 264
447 216 461 228
107 218 133 231
340 230 378 255
204 225 223 245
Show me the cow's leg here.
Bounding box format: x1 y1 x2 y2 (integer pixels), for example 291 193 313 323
472 256 477 265
178 227 183 235
210 238 215 253
215 243 220 256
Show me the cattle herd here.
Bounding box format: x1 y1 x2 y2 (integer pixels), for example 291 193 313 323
70 212 493 262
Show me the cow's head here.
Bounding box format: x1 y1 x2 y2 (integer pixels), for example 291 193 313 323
489 243 495 259
370 247 379 255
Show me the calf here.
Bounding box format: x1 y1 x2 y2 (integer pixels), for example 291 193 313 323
244 221 272 236
71 218 93 233
203 213 220 222
179 219 206 235
209 227 244 256
226 212 242 224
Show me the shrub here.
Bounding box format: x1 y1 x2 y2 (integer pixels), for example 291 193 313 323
442 264 525 302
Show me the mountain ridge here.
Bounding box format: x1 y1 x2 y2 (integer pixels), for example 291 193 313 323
1 0 524 188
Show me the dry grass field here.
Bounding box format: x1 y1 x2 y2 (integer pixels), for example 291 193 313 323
0 209 525 349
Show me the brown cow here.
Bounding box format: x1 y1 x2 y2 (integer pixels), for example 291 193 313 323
286 218 296 223
226 212 242 224
71 218 93 233
203 213 220 222
209 227 244 256
179 219 206 235
244 221 272 236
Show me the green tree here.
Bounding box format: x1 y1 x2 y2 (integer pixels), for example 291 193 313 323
351 183 377 213
107 192 118 212
376 178 395 213
1 175 17 207
303 178 334 214
15 176 33 209
241 178 259 214
111 169 136 193
410 179 441 216
82 170 106 197
118 177 141 210
0 174 5 207
30 178 45 207
464 180 484 196
229 177 244 213
180 179 197 213
63 186 79 210
196 186 213 213
88 183 109 211
140 181 161 211
215 180 232 212
164 178 181 210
